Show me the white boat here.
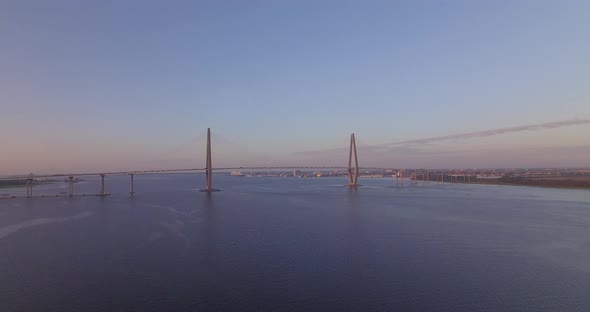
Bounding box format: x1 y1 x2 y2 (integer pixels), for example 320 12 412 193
230 171 245 176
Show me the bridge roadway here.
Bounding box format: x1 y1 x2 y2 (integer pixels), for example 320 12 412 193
0 166 386 181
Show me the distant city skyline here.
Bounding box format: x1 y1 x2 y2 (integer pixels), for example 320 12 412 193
1 1 589 174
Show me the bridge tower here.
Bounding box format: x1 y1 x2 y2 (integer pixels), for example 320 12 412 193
200 128 220 192
347 133 360 187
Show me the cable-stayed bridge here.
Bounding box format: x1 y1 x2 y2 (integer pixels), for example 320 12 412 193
1 129 375 198
2 129 475 199
0 166 375 180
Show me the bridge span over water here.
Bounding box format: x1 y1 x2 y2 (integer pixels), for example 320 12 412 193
1 129 373 198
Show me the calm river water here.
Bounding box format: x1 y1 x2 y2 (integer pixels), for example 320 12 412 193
1 175 590 311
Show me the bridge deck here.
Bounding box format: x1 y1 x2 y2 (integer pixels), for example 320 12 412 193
0 166 386 181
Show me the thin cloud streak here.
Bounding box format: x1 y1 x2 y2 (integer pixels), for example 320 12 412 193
293 118 590 158
387 118 590 147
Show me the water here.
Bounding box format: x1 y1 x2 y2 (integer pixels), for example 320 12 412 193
1 175 590 311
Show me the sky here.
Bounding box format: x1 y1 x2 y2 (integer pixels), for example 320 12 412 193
1 0 589 174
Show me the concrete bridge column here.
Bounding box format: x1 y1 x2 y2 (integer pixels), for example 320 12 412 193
26 179 33 197
99 174 106 196
129 174 135 196
68 176 74 196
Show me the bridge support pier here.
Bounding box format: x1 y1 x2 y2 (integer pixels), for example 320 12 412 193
97 174 110 197
68 176 74 196
347 133 360 187
101 174 105 194
26 179 33 197
200 128 220 192
129 174 135 196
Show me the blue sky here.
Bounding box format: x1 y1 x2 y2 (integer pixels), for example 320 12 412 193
1 0 589 173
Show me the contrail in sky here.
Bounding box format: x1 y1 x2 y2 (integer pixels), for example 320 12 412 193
293 118 590 156
387 118 590 146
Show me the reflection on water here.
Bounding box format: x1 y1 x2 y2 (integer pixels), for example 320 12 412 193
1 175 590 311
